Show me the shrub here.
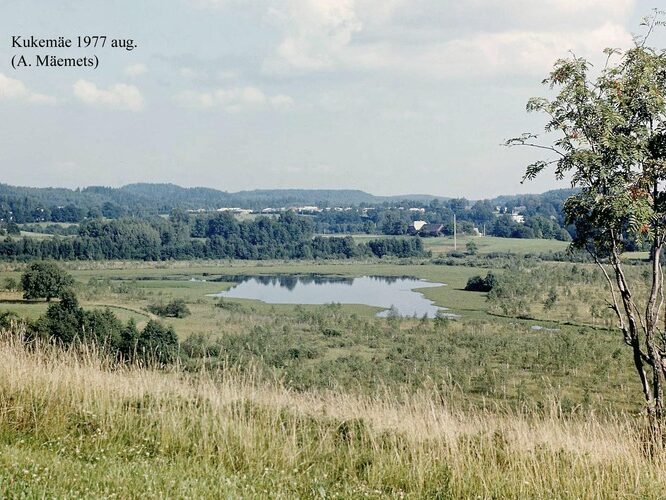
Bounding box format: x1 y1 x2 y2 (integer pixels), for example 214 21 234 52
147 299 191 318
464 272 497 292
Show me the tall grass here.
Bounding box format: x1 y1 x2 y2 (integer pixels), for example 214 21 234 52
0 329 665 498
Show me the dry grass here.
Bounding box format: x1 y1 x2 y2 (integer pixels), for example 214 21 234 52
0 328 665 498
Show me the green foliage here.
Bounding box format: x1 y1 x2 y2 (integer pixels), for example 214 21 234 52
147 299 191 318
543 288 558 311
4 222 20 236
27 288 178 364
464 272 497 292
21 262 74 301
366 237 428 258
137 320 179 363
0 213 427 262
507 12 666 420
3 277 19 292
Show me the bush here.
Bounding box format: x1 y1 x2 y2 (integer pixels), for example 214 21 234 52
147 299 191 318
464 272 497 292
3 277 19 292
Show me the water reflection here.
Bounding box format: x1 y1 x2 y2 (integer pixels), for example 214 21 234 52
211 275 452 318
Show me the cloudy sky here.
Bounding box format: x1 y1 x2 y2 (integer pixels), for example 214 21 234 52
0 0 660 197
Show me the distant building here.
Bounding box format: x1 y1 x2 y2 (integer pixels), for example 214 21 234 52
420 223 445 236
510 206 526 224
294 206 322 213
216 207 253 215
407 220 428 234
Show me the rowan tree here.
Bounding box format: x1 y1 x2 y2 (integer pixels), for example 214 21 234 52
508 11 666 435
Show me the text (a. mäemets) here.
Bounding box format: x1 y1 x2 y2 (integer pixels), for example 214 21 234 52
12 54 98 69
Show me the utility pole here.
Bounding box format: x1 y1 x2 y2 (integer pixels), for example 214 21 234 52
453 214 457 251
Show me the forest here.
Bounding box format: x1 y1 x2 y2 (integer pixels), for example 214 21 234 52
0 181 576 241
0 211 427 261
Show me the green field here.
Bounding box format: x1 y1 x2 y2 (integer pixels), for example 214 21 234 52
2 239 664 497
0 250 635 405
349 234 570 255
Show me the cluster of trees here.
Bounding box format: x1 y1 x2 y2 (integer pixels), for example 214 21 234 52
311 191 573 241
0 222 20 236
21 261 74 300
0 212 428 262
20 262 178 363
491 214 570 240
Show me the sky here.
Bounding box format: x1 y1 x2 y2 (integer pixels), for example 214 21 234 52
0 0 661 198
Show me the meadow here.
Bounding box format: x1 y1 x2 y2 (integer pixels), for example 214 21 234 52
0 237 660 497
349 234 570 256
0 331 664 499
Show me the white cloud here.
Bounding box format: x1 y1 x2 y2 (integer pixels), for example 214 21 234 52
525 0 634 16
263 0 636 78
73 80 144 111
346 22 634 78
266 0 362 71
177 85 293 112
124 63 147 77
0 73 56 105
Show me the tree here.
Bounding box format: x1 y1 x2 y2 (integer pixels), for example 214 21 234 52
466 240 478 255
21 262 74 301
507 11 666 433
137 320 179 363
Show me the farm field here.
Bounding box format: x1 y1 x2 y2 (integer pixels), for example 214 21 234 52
348 234 570 255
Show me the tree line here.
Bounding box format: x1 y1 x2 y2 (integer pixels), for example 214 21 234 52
0 212 428 261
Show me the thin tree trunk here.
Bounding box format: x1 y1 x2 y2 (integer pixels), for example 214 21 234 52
610 246 656 416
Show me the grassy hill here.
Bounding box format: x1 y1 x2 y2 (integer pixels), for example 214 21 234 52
0 331 664 498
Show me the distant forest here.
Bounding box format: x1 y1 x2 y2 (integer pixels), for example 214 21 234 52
0 183 581 262
0 183 445 218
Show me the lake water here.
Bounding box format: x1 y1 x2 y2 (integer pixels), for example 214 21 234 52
211 275 452 318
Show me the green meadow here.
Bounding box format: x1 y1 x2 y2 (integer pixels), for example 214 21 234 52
1 238 662 497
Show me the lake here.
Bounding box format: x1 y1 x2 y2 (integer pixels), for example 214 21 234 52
211 275 453 318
